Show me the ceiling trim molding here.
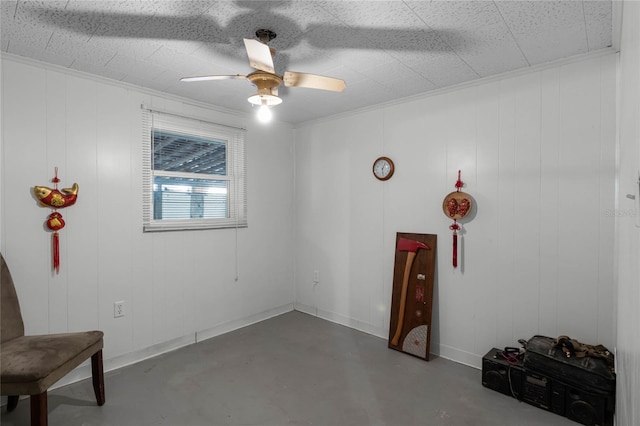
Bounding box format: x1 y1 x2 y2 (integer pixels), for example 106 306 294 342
0 51 245 118
1 51 289 129
2 47 615 130
294 47 618 129
612 0 623 52
2 51 299 128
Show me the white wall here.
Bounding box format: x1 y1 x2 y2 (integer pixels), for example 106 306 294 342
294 52 618 368
0 44 625 400
0 57 295 382
615 1 640 424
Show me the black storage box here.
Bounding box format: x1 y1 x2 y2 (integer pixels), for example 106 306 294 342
521 368 614 426
523 335 615 395
483 341 615 426
482 348 524 399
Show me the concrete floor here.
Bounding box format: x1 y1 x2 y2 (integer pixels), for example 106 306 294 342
1 311 577 426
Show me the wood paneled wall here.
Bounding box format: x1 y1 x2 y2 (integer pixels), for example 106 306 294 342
294 53 617 368
1 58 296 378
615 1 640 424
0 50 620 380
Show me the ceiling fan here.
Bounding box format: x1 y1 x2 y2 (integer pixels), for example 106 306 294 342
180 29 346 121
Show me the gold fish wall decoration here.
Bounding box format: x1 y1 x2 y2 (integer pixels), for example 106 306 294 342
33 168 79 274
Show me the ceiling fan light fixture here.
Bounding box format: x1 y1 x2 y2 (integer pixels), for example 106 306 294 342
247 93 282 106
180 30 345 119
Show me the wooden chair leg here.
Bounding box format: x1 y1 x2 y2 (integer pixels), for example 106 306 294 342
7 395 19 412
91 350 105 406
30 392 47 426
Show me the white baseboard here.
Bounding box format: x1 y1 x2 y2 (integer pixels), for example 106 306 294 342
293 302 387 340
294 303 483 369
3 303 482 409
43 304 295 393
421 343 482 369
195 303 294 342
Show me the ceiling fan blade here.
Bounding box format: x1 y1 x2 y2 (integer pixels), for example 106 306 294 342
181 75 247 82
243 38 275 74
283 72 346 92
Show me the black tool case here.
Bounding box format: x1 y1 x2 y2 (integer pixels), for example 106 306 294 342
523 335 615 395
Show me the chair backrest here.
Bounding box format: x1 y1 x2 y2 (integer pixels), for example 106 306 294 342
1 253 25 343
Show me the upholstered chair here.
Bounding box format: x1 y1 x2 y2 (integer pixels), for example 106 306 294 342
1 253 105 426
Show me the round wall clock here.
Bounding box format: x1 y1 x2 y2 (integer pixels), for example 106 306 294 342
373 156 394 181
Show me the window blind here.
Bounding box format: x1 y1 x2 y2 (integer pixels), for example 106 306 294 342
142 107 247 232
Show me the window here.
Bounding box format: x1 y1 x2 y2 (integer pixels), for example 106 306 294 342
142 107 247 231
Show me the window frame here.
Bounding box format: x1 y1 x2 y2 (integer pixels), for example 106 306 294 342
142 107 247 232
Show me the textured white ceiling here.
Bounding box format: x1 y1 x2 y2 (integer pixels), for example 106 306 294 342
1 1 613 124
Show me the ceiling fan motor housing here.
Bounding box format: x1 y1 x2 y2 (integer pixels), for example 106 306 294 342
247 71 282 105
181 28 344 109
255 29 276 43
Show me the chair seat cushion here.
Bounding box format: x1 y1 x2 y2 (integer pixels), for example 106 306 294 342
1 331 103 385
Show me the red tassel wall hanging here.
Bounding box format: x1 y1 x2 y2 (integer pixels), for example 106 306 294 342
33 168 79 274
442 171 472 268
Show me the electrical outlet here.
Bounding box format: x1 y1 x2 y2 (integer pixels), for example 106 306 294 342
313 270 320 283
114 301 125 318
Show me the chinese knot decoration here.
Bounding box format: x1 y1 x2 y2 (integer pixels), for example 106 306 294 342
442 170 472 268
33 167 79 274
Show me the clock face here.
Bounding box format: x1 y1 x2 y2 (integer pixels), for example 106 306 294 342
373 157 394 181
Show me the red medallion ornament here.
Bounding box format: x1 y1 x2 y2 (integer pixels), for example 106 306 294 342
442 171 472 268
